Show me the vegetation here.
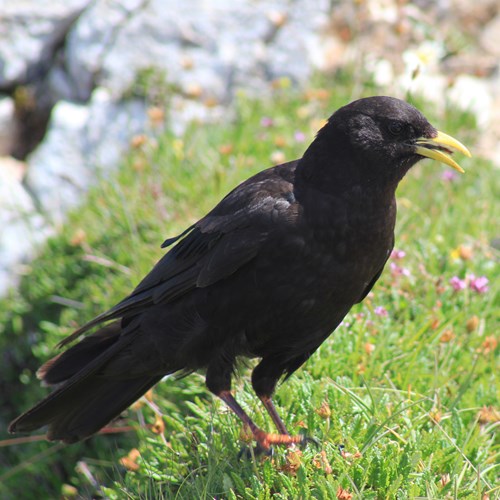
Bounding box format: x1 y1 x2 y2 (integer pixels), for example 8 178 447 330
1 77 498 499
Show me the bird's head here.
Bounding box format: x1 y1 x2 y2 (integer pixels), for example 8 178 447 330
305 96 471 187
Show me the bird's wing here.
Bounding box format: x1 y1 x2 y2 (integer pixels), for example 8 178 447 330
60 164 298 346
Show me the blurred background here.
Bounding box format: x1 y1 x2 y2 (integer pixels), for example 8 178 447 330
0 1 498 498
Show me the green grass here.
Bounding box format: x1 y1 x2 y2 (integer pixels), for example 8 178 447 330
1 78 498 499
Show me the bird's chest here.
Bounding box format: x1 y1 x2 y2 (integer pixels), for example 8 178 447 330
302 194 396 299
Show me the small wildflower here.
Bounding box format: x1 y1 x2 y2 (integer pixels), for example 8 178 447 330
450 276 466 291
204 96 218 108
274 136 287 147
184 82 202 98
442 170 458 182
218 144 233 155
304 88 331 101
451 244 473 260
260 116 274 128
271 76 291 90
390 262 410 277
313 450 332 474
390 249 406 259
374 306 388 317
429 408 442 423
130 134 148 149
336 486 353 500
439 473 451 487
282 448 302 475
439 329 455 343
294 130 306 142
340 446 360 460
466 315 479 332
316 400 331 419
147 106 164 126
296 105 313 118
268 11 288 27
479 335 497 355
469 274 489 293
120 448 141 471
364 342 375 355
270 150 286 164
459 245 473 260
477 406 500 424
430 317 440 330
151 414 165 434
70 228 86 247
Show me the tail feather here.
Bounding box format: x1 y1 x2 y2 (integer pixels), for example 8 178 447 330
9 372 162 442
9 320 167 443
38 322 122 385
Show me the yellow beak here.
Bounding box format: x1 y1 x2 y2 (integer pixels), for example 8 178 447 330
415 131 471 173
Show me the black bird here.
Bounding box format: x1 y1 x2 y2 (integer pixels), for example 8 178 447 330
9 96 470 450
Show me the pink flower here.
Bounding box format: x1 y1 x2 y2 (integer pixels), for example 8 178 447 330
260 117 274 128
450 276 466 291
374 306 388 317
390 262 411 277
294 131 306 142
468 274 489 293
390 249 406 260
442 170 458 182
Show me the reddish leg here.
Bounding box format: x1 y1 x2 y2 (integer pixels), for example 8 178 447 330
218 390 304 450
259 395 289 435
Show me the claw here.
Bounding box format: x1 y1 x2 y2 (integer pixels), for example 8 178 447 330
238 443 273 460
299 435 320 449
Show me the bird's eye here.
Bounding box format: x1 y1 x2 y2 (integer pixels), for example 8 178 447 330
388 122 404 135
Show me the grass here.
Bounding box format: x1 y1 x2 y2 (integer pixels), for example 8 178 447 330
0 76 498 499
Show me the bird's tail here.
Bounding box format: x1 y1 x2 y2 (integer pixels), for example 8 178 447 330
9 322 163 443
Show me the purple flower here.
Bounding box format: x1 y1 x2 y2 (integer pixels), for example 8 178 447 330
374 306 388 317
390 262 411 277
260 117 274 128
442 170 458 182
450 276 466 291
294 131 306 142
468 274 489 293
390 249 406 260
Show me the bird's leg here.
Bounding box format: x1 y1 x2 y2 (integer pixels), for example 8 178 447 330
259 395 289 435
218 390 304 451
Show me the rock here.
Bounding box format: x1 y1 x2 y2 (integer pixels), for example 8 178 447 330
0 157 51 296
64 0 330 101
25 89 148 225
0 0 89 88
0 96 16 154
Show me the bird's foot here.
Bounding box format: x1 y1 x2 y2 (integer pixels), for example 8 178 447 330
253 429 318 451
238 431 318 460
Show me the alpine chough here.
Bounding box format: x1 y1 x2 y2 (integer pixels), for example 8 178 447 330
9 96 471 450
